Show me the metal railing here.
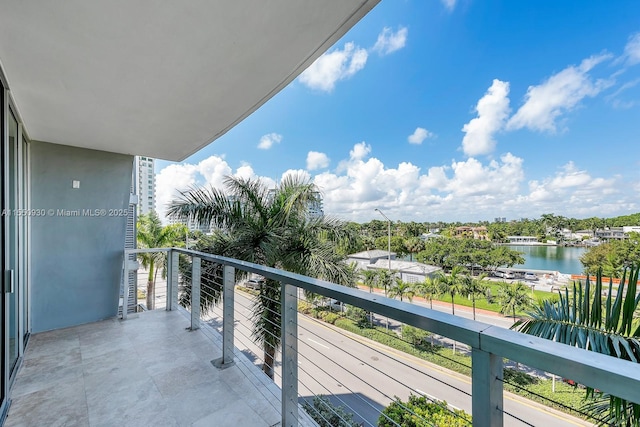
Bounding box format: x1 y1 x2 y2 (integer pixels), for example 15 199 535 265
123 247 640 427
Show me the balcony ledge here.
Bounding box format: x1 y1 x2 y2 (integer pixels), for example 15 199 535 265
6 309 311 426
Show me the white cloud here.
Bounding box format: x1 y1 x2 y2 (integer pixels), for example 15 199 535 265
349 141 372 161
408 127 434 144
461 79 511 156
299 42 368 92
156 147 634 225
606 77 640 109
306 151 330 171
518 162 621 216
373 27 408 56
507 54 614 132
257 133 282 150
623 32 640 66
155 156 275 224
441 0 457 11
307 144 633 222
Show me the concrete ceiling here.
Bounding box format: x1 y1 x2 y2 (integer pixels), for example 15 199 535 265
0 1 378 161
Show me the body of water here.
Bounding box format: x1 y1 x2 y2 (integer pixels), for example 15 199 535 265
509 245 586 275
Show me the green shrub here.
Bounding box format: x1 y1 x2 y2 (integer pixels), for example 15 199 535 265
323 312 341 324
298 301 314 314
345 305 370 327
379 394 471 427
302 395 362 427
401 325 429 345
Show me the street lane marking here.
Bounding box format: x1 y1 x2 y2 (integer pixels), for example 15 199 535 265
415 389 460 411
307 338 330 349
301 315 589 427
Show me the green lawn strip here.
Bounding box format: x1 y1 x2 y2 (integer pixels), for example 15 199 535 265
360 283 556 316
330 316 591 421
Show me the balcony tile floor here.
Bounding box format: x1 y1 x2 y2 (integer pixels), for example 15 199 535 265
5 309 287 427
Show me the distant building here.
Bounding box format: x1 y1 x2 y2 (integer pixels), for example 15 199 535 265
367 259 441 283
419 232 441 241
494 217 507 223
453 226 489 240
267 188 323 219
596 228 627 241
168 216 211 234
136 156 155 215
506 236 538 244
347 250 396 270
307 191 324 219
346 250 440 284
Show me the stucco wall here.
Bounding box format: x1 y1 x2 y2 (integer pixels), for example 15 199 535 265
30 142 133 332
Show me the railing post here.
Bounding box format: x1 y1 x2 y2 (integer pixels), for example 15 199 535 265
121 253 130 320
213 265 235 369
190 256 201 330
167 249 179 311
472 348 503 427
281 283 298 427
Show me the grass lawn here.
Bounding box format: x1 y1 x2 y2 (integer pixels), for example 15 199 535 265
361 281 558 317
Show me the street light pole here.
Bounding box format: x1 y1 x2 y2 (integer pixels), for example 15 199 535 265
375 208 392 331
374 208 392 273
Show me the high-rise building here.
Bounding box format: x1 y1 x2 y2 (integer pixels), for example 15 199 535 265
136 156 156 215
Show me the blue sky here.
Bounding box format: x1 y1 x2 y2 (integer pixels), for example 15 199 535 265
156 0 640 224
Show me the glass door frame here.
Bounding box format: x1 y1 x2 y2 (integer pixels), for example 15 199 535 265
0 66 9 423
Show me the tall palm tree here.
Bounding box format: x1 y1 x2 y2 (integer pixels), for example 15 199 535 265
376 269 395 296
168 174 354 379
137 211 187 310
415 276 441 309
437 266 467 315
388 278 415 302
497 281 533 323
515 267 640 426
404 237 425 262
464 273 488 320
360 269 379 293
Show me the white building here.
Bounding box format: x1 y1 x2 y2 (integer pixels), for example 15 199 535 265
347 250 397 270
368 259 441 283
136 156 155 215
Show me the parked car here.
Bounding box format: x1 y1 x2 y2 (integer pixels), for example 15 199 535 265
503 271 515 279
492 271 504 278
524 272 538 281
329 299 344 312
240 278 265 290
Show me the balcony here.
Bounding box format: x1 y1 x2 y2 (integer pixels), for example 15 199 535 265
6 248 640 426
6 309 314 426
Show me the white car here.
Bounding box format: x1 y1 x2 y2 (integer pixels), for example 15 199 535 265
524 272 538 281
241 278 265 290
503 272 515 279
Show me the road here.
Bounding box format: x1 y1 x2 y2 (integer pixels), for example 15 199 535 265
205 290 592 427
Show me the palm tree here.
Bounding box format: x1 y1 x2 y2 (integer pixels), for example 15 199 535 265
360 269 379 293
137 211 187 310
388 278 415 302
376 269 395 296
515 267 640 426
404 237 425 262
437 266 467 315
415 276 441 309
168 174 353 379
464 273 488 320
497 281 533 323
